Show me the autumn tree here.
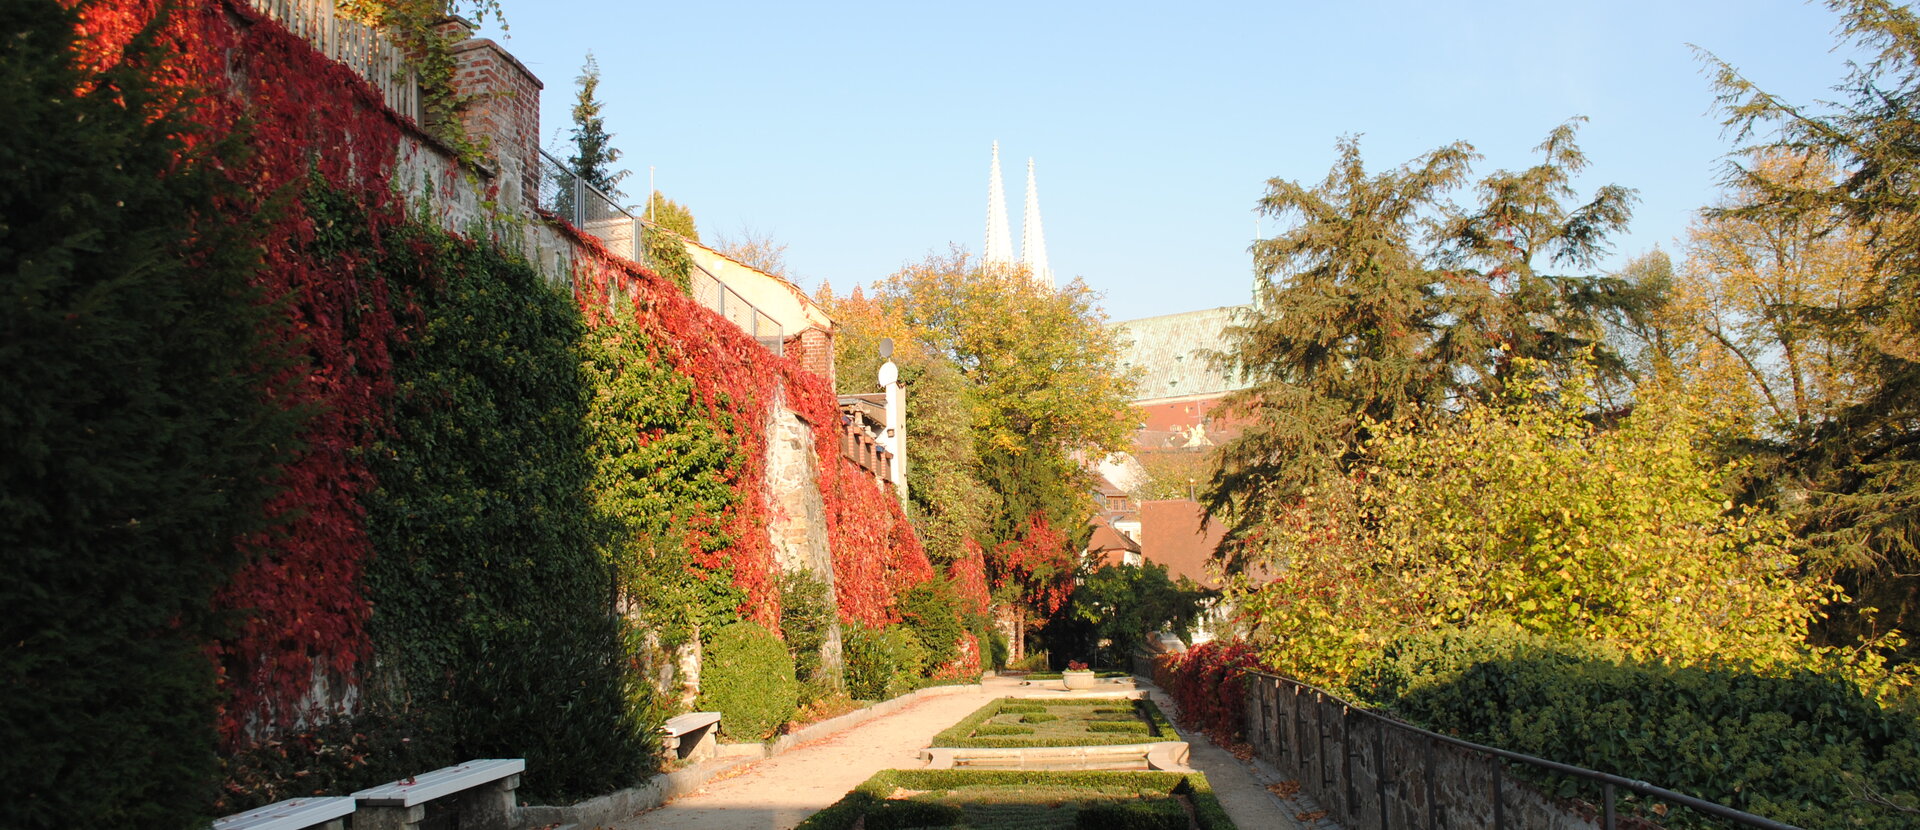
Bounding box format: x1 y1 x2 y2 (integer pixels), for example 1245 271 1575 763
1209 124 1649 569
1700 0 1920 660
714 226 792 279
1235 365 1834 687
1675 151 1875 439
821 253 1135 656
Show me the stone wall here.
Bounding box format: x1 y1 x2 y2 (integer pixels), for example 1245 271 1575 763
1243 673 1600 830
764 403 844 677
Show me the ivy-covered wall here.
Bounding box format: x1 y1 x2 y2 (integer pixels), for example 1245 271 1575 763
12 1 953 824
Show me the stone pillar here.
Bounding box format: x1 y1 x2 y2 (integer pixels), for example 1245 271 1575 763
445 24 544 211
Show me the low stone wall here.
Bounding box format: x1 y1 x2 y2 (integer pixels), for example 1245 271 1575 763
1243 673 1598 830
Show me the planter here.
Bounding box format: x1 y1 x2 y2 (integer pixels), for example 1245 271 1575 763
1062 670 1097 690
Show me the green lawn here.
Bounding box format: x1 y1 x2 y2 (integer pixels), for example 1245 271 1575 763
931 697 1177 748
794 769 1237 830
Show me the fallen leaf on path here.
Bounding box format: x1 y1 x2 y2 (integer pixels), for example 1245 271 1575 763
1268 780 1301 799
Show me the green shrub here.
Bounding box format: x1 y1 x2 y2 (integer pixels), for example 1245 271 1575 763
898 577 965 669
795 770 1238 830
864 799 964 830
1366 626 1920 828
974 724 1035 736
989 632 1011 669
1088 721 1150 734
844 623 928 701
1076 797 1187 830
1021 713 1059 724
998 703 1047 714
696 622 799 740
780 570 837 684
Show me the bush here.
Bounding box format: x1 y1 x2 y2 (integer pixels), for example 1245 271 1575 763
975 724 1035 736
1021 713 1058 724
898 577 965 670
1088 721 1149 734
1155 640 1265 740
1076 798 1187 830
844 623 927 701
794 770 1236 830
1366 626 1920 828
780 570 837 684
697 622 799 740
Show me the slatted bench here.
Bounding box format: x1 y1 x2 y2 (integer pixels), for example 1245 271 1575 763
350 758 524 830
212 796 355 830
661 711 722 761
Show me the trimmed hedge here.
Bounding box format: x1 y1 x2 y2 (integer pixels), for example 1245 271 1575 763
1021 713 1059 724
931 697 1175 748
794 769 1236 830
1364 627 1920 828
697 622 799 740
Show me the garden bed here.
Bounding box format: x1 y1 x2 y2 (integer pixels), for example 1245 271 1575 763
794 769 1237 830
932 697 1175 748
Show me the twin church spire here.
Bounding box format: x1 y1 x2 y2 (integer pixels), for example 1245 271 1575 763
983 141 1052 287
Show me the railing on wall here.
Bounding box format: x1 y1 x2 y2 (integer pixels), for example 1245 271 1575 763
1242 670 1800 830
246 0 422 122
536 149 784 355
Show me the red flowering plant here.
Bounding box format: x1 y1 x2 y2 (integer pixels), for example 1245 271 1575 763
1067 661 1090 671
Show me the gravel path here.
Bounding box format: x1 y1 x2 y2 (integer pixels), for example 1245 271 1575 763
610 673 1318 830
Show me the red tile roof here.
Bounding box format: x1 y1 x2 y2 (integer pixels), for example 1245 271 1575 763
1139 499 1226 588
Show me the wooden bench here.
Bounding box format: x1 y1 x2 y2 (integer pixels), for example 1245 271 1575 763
350 758 524 830
661 711 722 761
212 796 355 830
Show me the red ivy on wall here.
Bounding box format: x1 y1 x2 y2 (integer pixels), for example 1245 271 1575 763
566 229 935 632
77 0 413 743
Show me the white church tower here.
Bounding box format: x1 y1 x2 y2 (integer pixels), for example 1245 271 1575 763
983 142 1015 268
1021 157 1052 287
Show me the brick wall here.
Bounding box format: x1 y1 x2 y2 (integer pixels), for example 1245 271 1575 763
787 326 836 386
448 33 543 211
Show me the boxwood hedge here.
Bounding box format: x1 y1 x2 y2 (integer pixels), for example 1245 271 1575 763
794 769 1236 830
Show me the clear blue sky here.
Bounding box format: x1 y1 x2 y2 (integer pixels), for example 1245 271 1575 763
476 1 1864 322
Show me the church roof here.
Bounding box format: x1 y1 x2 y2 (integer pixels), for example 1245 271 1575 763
1115 306 1253 403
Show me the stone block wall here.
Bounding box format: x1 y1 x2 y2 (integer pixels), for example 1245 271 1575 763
1243 673 1600 830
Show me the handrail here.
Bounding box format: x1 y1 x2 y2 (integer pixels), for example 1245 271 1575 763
1241 669 1802 830
536 149 783 354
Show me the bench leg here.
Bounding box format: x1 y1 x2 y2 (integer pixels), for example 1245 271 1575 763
458 773 519 830
353 804 425 830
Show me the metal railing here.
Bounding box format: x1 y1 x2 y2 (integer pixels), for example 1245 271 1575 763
246 0 422 122
537 150 783 354
1243 670 1800 830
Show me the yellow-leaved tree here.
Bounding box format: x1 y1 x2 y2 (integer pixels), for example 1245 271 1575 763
1236 362 1838 688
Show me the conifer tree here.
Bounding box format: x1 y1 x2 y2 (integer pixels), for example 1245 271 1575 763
567 52 626 198
1209 125 1647 569
1702 0 1920 660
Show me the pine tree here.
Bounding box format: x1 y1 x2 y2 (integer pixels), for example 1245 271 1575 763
1702 0 1920 661
567 52 626 199
1209 126 1648 571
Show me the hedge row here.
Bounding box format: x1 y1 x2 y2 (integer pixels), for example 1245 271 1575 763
1363 627 1920 829
930 697 1174 748
793 769 1236 830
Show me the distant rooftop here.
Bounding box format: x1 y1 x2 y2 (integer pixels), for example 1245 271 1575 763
1114 306 1252 403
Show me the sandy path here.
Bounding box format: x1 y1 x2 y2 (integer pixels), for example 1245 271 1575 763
610 673 1314 830
610 676 1025 830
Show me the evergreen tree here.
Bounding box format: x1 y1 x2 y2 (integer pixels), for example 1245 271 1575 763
567 52 626 199
1702 0 1920 661
1209 126 1647 570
